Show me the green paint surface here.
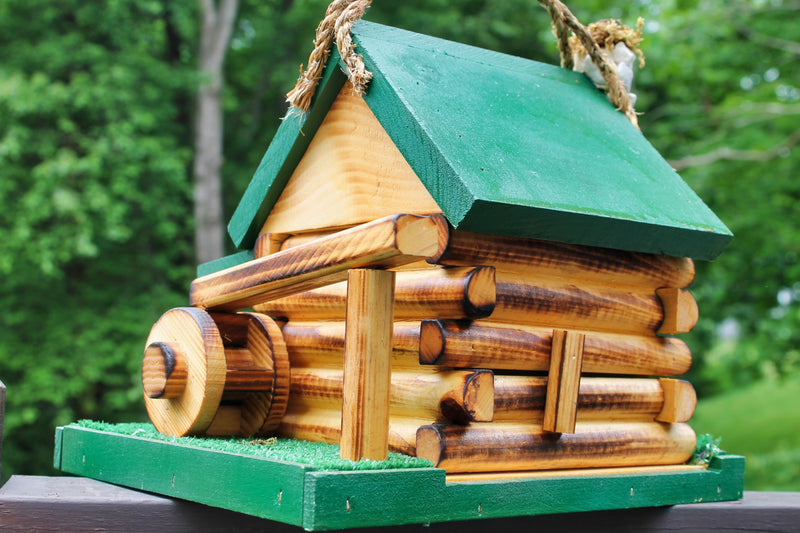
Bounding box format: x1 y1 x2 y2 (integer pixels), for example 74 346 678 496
56 423 744 530
227 21 730 259
196 250 254 278
353 22 731 259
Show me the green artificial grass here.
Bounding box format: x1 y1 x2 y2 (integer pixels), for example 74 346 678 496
691 375 800 491
73 420 433 471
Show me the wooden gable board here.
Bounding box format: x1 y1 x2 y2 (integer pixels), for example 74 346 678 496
229 21 731 260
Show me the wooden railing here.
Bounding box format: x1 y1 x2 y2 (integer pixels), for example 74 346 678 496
1 475 798 532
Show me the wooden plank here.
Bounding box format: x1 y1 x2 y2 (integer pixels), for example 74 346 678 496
493 376 696 423
55 425 311 526
291 368 493 423
0 475 275 533
340 269 395 461
6 475 784 533
353 21 731 259
415 422 697 473
259 82 441 235
419 320 691 376
489 271 664 335
53 425 746 530
543 330 585 433
191 213 448 311
255 266 496 320
656 288 700 334
435 230 696 290
227 50 348 250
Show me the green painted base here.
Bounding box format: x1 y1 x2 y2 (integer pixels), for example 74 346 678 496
54 424 744 530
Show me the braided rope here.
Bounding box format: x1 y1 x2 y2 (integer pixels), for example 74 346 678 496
286 0 372 112
538 0 640 128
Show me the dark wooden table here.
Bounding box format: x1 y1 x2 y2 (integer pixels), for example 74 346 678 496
1 475 798 532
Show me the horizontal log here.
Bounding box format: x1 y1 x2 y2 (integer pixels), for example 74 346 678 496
489 272 663 335
190 213 449 311
276 406 426 456
419 320 691 376
493 376 696 423
254 266 496 320
290 367 493 423
434 230 695 290
281 321 422 369
415 421 696 473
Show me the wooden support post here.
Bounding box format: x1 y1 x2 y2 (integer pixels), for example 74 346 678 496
543 329 585 434
340 269 396 461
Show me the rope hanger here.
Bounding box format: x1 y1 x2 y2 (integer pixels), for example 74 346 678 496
286 0 644 128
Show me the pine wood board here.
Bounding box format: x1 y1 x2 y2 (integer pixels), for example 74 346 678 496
55 424 744 530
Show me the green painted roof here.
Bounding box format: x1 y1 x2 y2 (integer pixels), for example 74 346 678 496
229 21 731 260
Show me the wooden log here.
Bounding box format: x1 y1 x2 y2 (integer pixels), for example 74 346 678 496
419 320 692 376
190 213 449 311
489 271 664 334
281 321 422 369
493 376 696 423
415 421 697 473
339 269 395 461
657 288 700 334
277 405 426 456
254 266 496 320
433 230 696 289
656 378 697 423
543 330 585 433
290 367 493 423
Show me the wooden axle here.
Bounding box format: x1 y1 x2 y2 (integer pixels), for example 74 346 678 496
434 230 696 290
190 213 449 311
254 265 497 320
415 421 697 473
493 376 696 423
419 320 692 376
142 308 289 437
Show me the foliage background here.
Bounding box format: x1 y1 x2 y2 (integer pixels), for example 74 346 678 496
1 0 798 490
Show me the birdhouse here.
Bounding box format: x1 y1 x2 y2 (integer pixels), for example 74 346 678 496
56 16 744 528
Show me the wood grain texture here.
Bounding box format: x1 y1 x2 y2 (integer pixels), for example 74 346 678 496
191 213 448 311
1 475 781 533
434 230 696 289
656 378 697 423
277 405 424 456
290 368 493 423
142 341 187 399
227 52 347 250
281 320 422 370
656 288 700 335
340 269 395 461
543 330 585 434
260 82 442 235
489 271 664 334
493 376 695 423
419 320 691 376
143 308 227 436
53 425 747 529
415 421 697 473
254 266 496 320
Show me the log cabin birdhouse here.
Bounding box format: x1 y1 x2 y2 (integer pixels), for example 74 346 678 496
141 18 732 476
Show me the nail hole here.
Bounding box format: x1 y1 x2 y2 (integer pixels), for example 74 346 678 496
278 490 283 504
346 498 351 512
